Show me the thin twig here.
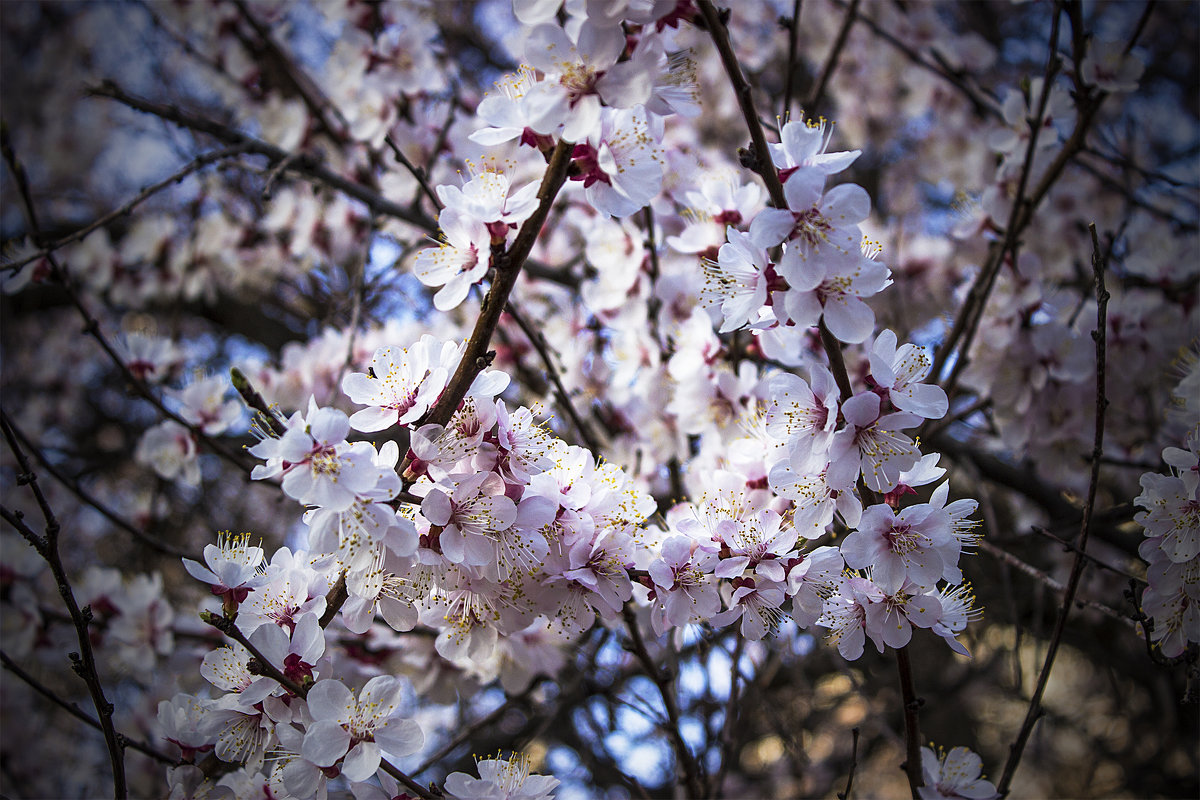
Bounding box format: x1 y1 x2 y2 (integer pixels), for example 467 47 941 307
977 540 1134 626
713 633 746 796
896 646 924 798
781 0 803 120
3 415 194 560
837 727 861 800
932 2 1066 393
806 0 859 114
697 0 787 209
697 0 859 413
0 650 180 767
0 414 127 798
997 222 1111 793
86 81 437 230
835 0 1002 118
202 613 306 696
386 134 443 213
504 302 603 452
412 684 537 777
1028 525 1145 585
2 144 250 274
621 605 705 798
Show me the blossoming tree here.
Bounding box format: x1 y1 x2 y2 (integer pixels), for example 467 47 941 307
1 1 1197 798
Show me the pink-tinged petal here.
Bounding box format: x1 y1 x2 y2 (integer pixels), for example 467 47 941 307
281 469 315 504
920 747 942 780
648 559 675 588
903 549 944 590
513 0 561 25
469 369 510 398
308 408 350 445
306 680 354 724
812 149 860 173
302 718 351 767
893 383 948 419
783 169 823 211
749 208 796 248
599 58 653 107
715 556 749 579
469 125 520 147
307 476 354 513
524 24 575 73
340 372 377 403
881 610 912 648
783 287 823 328
421 490 453 526
375 717 424 758
838 627 865 660
778 244 824 290
250 462 281 480
433 278 473 312
241 676 279 706
476 495 518 529
873 554 908 594
182 558 219 585
248 622 289 664
822 183 871 224
838 529 885 570
904 594 943 628
780 123 821 165
823 294 875 344
576 21 623 67
341 740 382 782
340 595 375 634
842 392 881 427
349 406 397 433
281 758 322 799
440 528 466 563
464 534 496 566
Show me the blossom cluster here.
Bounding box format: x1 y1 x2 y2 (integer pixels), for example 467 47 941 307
1 0 1195 797
1135 422 1200 657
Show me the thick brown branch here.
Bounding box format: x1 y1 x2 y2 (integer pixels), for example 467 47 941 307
419 138 576 431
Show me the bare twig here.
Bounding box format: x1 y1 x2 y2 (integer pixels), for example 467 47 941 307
696 1 860 415
3 415 194 560
621 605 705 798
0 650 180 767
386 134 443 214
932 2 1066 394
835 0 1002 118
806 0 859 114
412 684 537 777
781 0 804 120
504 302 603 453
229 367 289 438
837 727 861 800
713 633 746 796
977 540 1134 626
697 0 787 209
2 144 250 274
997 222 1111 793
1028 525 1145 585
0 413 127 798
86 82 437 231
896 646 924 798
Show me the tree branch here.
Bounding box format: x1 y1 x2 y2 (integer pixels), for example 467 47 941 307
997 222 1111 793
